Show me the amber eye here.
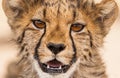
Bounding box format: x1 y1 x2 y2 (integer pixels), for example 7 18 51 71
71 23 85 32
32 20 46 29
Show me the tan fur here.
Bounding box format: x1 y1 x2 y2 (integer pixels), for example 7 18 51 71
2 0 118 78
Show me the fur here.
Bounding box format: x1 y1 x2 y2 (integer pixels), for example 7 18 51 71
2 0 118 78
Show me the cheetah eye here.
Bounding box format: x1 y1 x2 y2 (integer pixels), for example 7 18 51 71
32 20 46 29
71 23 85 32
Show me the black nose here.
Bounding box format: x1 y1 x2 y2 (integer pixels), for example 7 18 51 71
47 43 66 55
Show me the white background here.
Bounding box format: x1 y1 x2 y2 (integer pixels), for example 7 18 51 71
0 0 120 78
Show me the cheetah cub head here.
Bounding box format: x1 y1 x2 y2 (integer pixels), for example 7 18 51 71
3 0 118 78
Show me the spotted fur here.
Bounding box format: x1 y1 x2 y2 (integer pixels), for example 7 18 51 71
2 0 118 78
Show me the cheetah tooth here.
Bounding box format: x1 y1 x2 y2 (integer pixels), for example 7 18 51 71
47 65 50 69
59 66 62 69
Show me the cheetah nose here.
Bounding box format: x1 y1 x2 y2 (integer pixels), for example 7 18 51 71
47 42 66 55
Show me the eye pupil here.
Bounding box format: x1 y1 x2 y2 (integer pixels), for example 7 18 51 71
71 23 85 32
32 20 46 29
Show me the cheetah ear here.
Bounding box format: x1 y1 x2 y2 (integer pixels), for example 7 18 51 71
2 0 25 19
95 0 118 36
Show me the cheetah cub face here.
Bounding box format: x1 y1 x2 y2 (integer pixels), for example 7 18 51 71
3 0 118 78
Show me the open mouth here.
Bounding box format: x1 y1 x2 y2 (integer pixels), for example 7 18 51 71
39 59 70 74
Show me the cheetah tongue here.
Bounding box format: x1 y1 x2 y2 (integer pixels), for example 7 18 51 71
47 59 62 68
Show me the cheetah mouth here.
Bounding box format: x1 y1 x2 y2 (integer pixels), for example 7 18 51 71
39 59 70 74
